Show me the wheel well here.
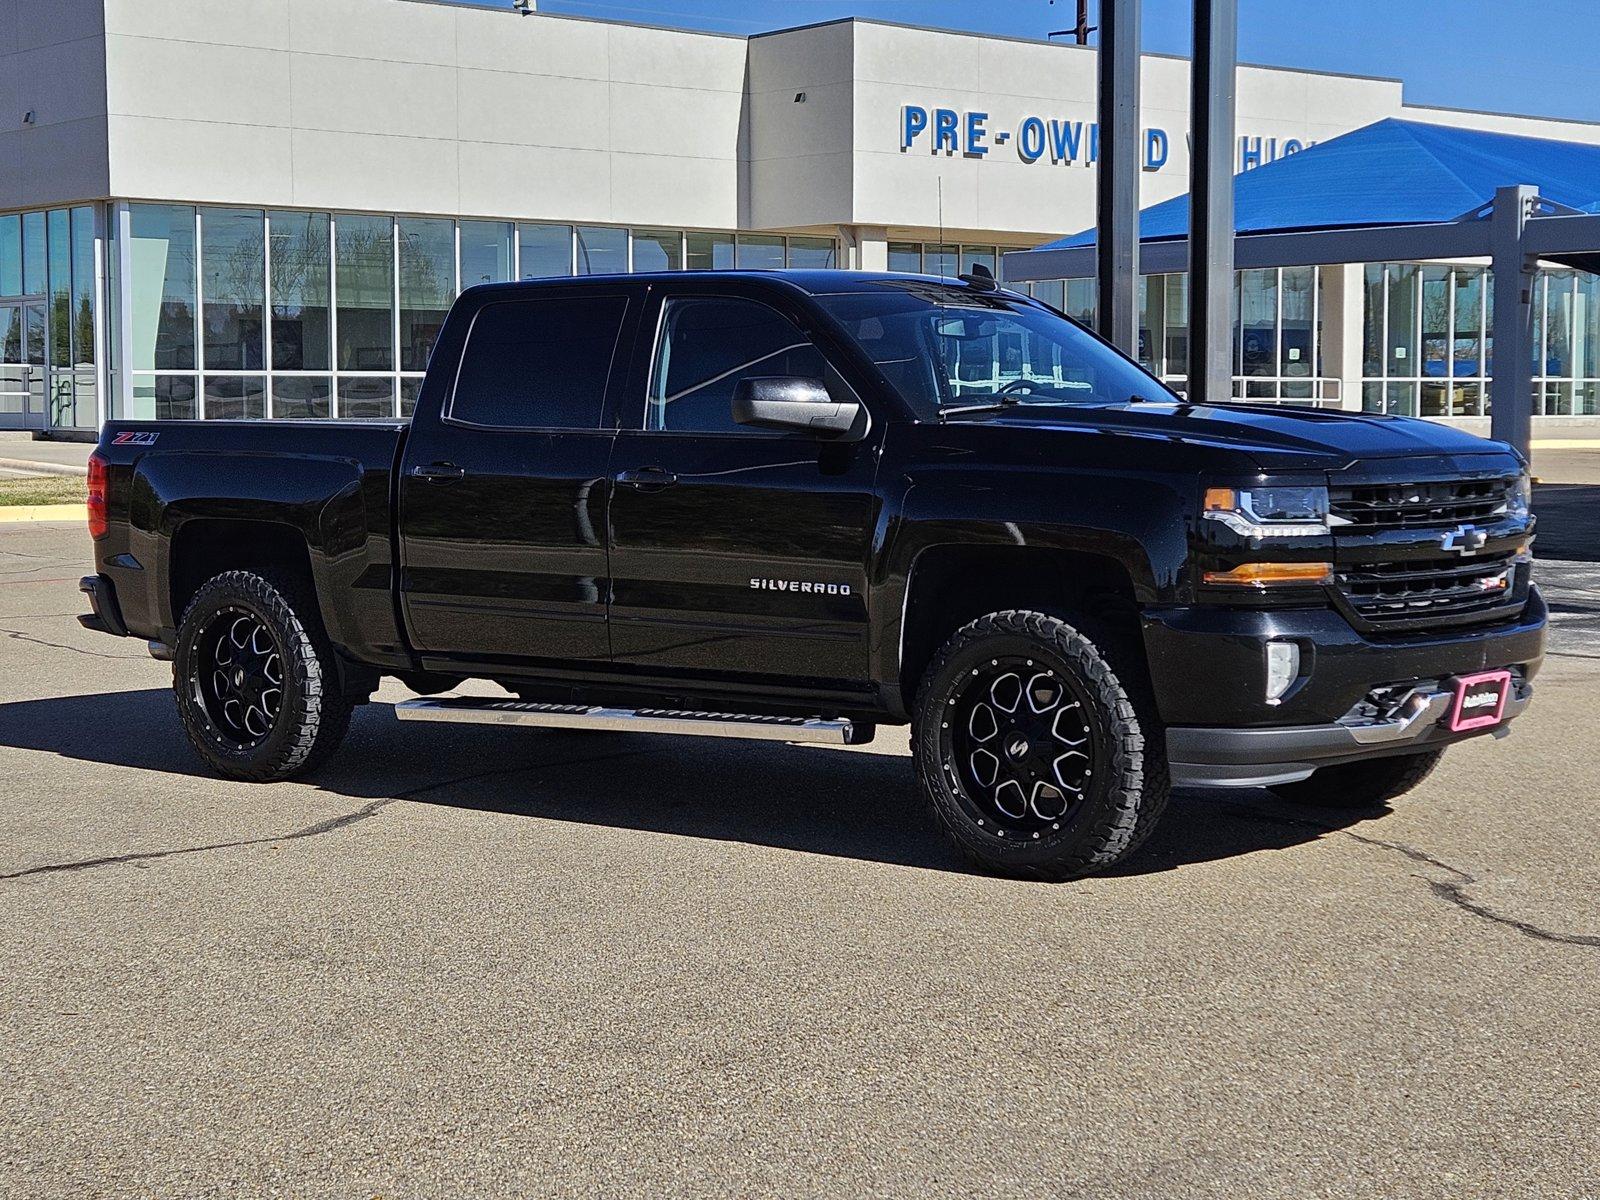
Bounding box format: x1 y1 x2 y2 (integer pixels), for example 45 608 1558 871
168 519 315 627
898 545 1146 708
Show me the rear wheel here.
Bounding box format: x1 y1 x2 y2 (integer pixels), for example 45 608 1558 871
173 570 352 781
913 610 1168 881
1270 750 1443 808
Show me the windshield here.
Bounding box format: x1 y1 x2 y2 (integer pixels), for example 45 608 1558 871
814 284 1174 418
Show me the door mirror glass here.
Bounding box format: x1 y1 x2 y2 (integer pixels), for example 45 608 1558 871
731 376 860 437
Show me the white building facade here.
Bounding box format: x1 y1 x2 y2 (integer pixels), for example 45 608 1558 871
4 0 1599 435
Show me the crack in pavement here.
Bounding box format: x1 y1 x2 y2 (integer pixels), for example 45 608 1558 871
1219 799 1600 949
0 626 148 661
0 745 658 883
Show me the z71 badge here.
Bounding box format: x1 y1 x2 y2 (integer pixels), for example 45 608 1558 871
111 431 160 445
750 578 852 595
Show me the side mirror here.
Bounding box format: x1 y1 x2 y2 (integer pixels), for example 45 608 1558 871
731 376 861 437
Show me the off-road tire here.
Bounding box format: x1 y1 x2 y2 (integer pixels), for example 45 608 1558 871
1269 749 1443 808
173 569 353 782
913 609 1169 881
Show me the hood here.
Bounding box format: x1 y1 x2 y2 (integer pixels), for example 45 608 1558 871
956 400 1516 470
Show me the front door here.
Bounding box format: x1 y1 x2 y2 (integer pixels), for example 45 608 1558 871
607 289 881 694
0 303 45 430
398 286 643 669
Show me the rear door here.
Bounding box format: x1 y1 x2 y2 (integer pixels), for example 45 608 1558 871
398 285 642 668
606 284 883 693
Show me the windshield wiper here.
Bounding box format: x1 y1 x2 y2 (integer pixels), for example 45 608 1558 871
938 396 1022 418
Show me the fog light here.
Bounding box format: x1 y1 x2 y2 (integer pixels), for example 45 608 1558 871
1266 642 1300 704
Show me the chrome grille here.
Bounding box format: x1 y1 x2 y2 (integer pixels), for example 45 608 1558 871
1330 476 1512 532
1336 555 1517 624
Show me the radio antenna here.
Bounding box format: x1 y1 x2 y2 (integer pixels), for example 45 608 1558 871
937 175 945 279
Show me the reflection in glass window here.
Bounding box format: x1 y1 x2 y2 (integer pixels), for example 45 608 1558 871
1454 268 1484 379
1236 268 1276 379
134 375 198 420
269 210 330 371
1281 266 1314 379
631 229 681 272
400 377 422 418
685 232 733 271
735 235 783 270
0 215 20 297
1386 264 1418 377
787 237 836 269
460 221 512 288
23 212 45 296
452 297 628 429
888 242 921 274
336 214 393 372
47 209 70 369
575 226 627 275
272 374 331 419
204 375 266 420
398 217 454 372
338 375 395 419
649 297 824 433
1545 270 1573 377
960 246 997 278
201 208 265 371
129 205 197 371
518 223 571 278
925 243 958 278
71 208 96 370
1163 273 1189 374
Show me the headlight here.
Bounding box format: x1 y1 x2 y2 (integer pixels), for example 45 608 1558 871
1504 473 1532 521
1203 485 1334 538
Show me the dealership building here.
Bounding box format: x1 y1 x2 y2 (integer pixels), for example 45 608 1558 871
4 0 1600 437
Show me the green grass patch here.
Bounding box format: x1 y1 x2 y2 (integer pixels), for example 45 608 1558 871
0 474 86 506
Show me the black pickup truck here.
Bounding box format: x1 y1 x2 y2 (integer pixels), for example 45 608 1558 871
80 269 1544 879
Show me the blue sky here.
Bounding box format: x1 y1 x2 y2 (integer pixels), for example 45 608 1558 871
464 0 1600 124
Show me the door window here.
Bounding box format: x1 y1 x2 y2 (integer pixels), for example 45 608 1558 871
450 296 629 429
647 296 827 433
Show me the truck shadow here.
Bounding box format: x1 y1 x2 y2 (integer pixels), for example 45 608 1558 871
0 687 1385 881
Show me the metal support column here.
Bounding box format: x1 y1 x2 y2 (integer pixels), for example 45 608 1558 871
1096 0 1140 354
1489 184 1536 459
1187 0 1237 404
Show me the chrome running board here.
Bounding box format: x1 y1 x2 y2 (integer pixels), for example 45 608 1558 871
393 697 871 745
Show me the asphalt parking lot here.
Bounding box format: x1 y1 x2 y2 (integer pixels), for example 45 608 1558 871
1 502 1596 1197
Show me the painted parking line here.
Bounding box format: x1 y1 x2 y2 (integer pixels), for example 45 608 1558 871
0 504 88 523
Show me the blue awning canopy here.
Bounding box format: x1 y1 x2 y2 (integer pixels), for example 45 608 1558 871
1036 117 1600 251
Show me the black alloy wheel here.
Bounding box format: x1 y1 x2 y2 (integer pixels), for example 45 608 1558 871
194 607 285 749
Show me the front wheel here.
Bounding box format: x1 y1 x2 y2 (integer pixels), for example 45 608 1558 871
1269 750 1443 808
173 570 353 782
913 610 1168 881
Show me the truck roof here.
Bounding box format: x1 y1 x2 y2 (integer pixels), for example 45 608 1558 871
463 269 1013 298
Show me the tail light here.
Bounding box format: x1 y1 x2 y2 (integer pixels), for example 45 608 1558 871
87 452 109 540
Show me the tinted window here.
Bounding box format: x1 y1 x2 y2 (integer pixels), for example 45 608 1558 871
648 297 827 433
452 296 628 429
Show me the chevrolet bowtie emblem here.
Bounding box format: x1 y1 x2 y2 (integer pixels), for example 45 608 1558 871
1440 523 1490 556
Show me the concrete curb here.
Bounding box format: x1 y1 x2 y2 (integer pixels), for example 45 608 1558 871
0 457 88 477
0 504 87 523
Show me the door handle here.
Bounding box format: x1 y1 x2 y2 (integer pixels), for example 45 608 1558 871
411 461 465 481
614 466 678 491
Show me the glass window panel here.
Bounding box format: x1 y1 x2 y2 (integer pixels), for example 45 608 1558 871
1420 381 1450 417
1484 271 1495 381
203 375 266 420
400 377 423 418
459 220 513 289
925 243 958 278
1031 279 1065 311
648 296 825 434
1281 266 1314 378
1164 273 1189 374
1576 381 1600 417
518 223 571 279
129 204 197 371
1237 268 1276 378
337 375 395 419
71 207 95 369
0 214 19 297
1137 274 1162 372
272 374 330 419
22 211 45 295
787 236 836 269
1574 272 1600 382
735 235 784 270
269 211 330 372
47 209 71 369
960 246 997 278
1452 382 1482 417
452 297 629 429
1420 266 1449 385
133 374 197 420
685 232 734 271
1541 381 1573 415
1064 278 1096 325
888 242 922 274
1452 267 1484 379
631 229 682 273
335 214 393 372
1385 380 1418 417
575 226 627 275
1362 264 1384 377
398 217 454 373
1361 380 1384 412
1386 264 1419 377
1544 271 1573 378
200 207 264 371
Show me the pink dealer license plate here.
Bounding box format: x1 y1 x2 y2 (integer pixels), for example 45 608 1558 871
1447 669 1513 732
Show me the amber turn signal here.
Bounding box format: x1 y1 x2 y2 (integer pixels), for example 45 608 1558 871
1203 561 1334 587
